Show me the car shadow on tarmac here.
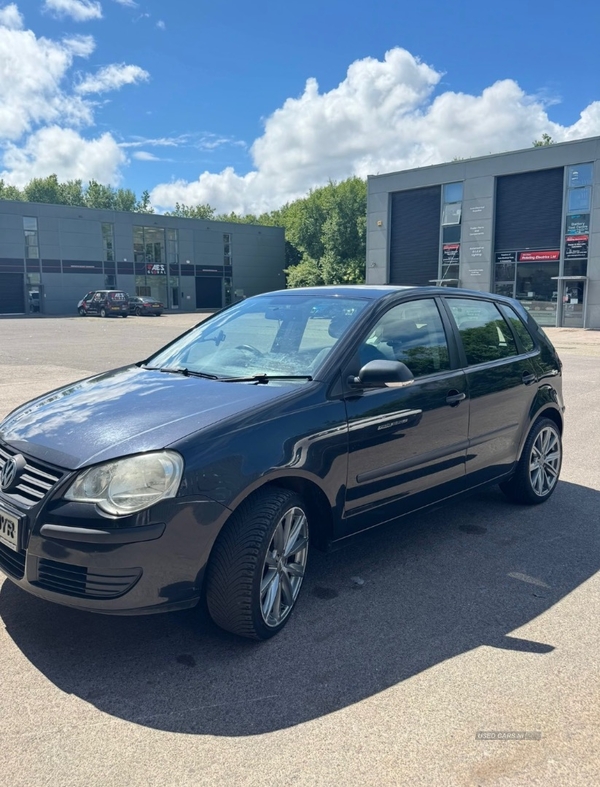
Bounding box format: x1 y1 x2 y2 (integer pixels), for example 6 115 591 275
1 480 598 736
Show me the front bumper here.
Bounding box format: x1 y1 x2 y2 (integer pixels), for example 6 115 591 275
0 494 230 615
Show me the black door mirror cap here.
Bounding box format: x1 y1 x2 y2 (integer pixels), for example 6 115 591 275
348 360 415 388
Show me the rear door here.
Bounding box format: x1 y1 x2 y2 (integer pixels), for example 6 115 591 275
342 296 469 535
442 296 539 487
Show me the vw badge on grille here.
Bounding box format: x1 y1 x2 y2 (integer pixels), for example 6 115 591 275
0 455 25 492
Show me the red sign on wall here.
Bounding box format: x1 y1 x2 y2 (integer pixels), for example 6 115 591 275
517 250 560 262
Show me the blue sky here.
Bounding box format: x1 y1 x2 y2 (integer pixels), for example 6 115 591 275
1 0 600 213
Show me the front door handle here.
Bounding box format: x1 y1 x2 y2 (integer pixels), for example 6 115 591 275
446 390 466 407
522 371 537 386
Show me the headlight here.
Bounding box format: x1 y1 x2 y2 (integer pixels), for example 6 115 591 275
65 451 184 516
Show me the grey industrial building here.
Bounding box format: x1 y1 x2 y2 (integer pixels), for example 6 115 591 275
366 135 600 329
0 201 285 315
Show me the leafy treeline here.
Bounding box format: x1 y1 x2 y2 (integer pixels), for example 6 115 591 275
0 174 367 285
0 174 154 213
168 177 367 285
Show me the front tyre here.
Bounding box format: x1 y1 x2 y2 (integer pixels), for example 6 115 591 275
500 417 562 505
78 307 86 316
100 307 108 318
206 487 309 640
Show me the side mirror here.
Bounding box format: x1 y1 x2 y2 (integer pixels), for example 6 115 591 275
348 360 414 388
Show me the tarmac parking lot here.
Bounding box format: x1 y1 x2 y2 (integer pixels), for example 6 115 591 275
0 315 599 787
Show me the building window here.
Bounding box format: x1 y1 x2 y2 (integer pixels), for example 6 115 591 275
567 163 593 188
102 223 114 262
23 216 39 259
439 183 463 286
167 228 179 264
223 232 232 267
567 187 591 213
134 226 167 264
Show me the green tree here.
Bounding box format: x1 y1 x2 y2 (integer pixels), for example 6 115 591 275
58 179 85 206
114 188 138 212
84 180 116 209
134 189 154 213
533 133 554 147
23 174 64 204
281 177 367 286
165 202 214 219
284 256 324 287
0 180 24 201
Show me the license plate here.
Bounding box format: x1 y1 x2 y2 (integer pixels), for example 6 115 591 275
0 507 20 552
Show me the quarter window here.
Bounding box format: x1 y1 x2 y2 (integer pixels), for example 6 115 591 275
361 298 451 378
446 298 518 365
498 304 535 352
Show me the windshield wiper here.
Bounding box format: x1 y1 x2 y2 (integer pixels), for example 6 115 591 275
153 366 221 380
220 374 313 384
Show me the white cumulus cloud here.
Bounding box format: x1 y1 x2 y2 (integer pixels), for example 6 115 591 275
76 63 150 94
150 47 600 215
44 0 103 22
113 0 137 7
0 8 149 187
1 126 126 186
0 3 23 29
0 19 94 139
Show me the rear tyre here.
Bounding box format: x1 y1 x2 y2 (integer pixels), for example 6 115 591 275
100 307 107 318
135 307 142 316
500 417 562 505
206 487 310 640
122 313 128 318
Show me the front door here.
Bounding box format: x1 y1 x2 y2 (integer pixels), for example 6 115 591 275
561 281 585 328
342 297 469 536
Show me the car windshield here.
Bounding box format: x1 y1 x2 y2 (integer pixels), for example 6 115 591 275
145 294 368 379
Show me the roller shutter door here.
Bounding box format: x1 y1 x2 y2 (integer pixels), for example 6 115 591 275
389 186 441 285
0 273 25 314
494 168 564 252
195 276 222 308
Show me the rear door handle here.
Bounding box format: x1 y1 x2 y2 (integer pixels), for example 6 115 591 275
522 371 537 386
446 390 466 407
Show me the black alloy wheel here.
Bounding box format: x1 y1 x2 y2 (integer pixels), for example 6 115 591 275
206 487 310 640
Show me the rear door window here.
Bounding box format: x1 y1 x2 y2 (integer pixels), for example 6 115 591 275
445 298 518 366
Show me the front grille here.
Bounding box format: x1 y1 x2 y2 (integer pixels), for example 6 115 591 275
35 559 141 599
0 542 26 580
0 445 63 508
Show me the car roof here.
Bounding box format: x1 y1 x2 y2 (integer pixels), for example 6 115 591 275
254 284 512 302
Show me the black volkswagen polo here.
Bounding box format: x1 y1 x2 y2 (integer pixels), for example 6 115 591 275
0 286 564 639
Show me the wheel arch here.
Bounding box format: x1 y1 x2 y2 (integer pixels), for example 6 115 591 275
218 475 335 552
518 401 563 461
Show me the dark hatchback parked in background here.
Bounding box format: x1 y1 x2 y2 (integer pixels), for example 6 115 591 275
0 286 564 640
128 296 164 316
78 290 129 318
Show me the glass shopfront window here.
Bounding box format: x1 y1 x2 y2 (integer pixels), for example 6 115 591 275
133 226 177 307
516 261 559 327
